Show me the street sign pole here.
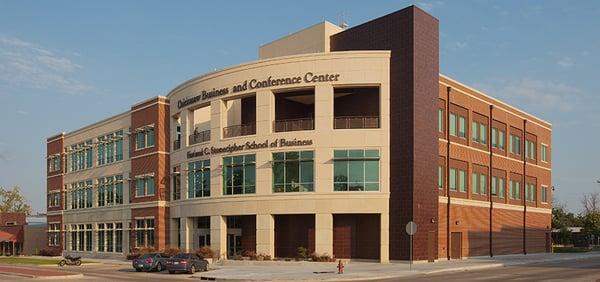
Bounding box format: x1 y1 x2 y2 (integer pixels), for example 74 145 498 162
405 221 417 272
410 234 413 271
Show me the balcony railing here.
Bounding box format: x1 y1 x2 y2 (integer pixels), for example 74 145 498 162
223 123 256 138
334 116 380 129
173 139 181 150
189 130 211 145
273 118 314 132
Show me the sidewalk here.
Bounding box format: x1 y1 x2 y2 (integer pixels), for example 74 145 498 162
0 265 83 280
192 251 600 281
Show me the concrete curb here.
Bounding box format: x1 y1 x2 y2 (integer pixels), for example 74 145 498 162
0 270 84 280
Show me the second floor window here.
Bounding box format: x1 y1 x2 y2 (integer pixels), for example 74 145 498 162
492 128 505 150
69 180 92 209
333 149 379 192
48 192 61 208
135 175 155 197
98 130 124 165
509 180 522 200
525 183 536 202
449 113 467 139
491 176 505 198
471 172 487 195
223 155 255 195
48 155 61 173
173 166 181 200
274 151 315 193
188 160 210 198
509 134 522 155
135 127 155 150
98 175 124 206
471 122 487 144
449 167 467 192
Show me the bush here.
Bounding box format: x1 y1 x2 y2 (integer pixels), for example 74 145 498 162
195 246 216 259
39 246 62 256
296 246 308 259
242 250 257 259
309 252 335 262
126 246 156 260
162 246 180 257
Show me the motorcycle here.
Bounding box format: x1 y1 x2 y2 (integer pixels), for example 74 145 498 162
58 254 82 266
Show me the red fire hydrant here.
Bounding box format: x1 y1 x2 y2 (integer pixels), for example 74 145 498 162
337 260 344 274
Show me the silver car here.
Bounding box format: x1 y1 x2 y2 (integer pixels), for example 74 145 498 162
132 253 169 272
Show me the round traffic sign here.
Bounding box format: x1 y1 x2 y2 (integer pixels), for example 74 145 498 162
406 221 417 235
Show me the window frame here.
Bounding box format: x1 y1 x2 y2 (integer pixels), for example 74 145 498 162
333 149 380 192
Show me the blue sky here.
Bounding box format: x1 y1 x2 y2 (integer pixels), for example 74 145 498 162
0 1 598 214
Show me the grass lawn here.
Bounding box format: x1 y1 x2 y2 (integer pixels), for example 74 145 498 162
0 257 63 265
553 246 600 253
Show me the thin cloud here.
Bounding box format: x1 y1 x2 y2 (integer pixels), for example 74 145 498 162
474 79 583 113
16 110 29 115
416 1 445 12
557 57 575 68
0 35 91 94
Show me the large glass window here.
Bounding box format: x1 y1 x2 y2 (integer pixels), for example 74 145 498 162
525 140 536 160
274 151 315 192
472 172 487 195
333 149 379 192
85 224 92 252
135 175 155 197
188 160 210 198
472 121 487 144
135 219 155 248
115 223 123 253
68 140 93 172
223 155 256 195
98 130 124 165
135 127 155 150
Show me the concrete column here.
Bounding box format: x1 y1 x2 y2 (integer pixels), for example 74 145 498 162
256 214 275 258
210 215 227 259
315 213 333 256
255 90 271 136
122 221 130 253
314 85 333 194
169 218 179 248
180 217 193 252
380 213 390 263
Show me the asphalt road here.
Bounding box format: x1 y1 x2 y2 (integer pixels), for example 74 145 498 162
371 256 600 282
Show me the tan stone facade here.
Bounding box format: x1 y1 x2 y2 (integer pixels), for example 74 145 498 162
46 5 551 262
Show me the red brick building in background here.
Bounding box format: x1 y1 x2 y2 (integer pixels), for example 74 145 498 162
46 5 551 262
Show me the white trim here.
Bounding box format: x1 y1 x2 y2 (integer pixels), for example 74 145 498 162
130 151 169 160
438 196 551 214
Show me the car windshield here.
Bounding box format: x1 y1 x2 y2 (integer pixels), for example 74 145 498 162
139 253 156 259
174 253 190 259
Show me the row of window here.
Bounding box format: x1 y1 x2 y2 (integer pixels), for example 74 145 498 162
64 223 124 253
69 140 93 172
64 175 124 210
438 109 549 162
98 130 124 165
437 166 549 203
177 149 381 200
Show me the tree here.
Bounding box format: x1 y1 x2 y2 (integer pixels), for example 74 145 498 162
581 192 600 216
582 211 600 237
0 186 32 215
552 201 581 229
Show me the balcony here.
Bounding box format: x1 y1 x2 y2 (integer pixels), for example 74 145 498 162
274 118 314 132
173 139 181 150
334 116 380 129
223 123 256 138
189 130 211 145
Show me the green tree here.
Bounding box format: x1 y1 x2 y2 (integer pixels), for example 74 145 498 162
552 202 581 229
0 186 32 215
582 211 600 237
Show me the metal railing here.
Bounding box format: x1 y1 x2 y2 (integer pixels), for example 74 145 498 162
223 123 256 138
334 116 380 129
173 139 181 150
273 118 314 132
189 130 211 145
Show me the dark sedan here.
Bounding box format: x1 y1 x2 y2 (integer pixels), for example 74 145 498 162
165 253 208 274
132 253 170 272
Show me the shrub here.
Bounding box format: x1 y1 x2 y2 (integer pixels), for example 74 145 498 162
195 246 216 259
296 246 308 259
309 252 335 262
126 246 157 260
242 250 257 260
39 246 62 256
162 246 180 257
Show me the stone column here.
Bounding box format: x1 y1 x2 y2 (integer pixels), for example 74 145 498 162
180 217 193 252
380 213 390 263
169 218 180 248
210 215 227 259
256 214 275 258
315 213 333 256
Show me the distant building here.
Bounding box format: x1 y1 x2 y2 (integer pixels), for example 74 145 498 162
0 212 47 255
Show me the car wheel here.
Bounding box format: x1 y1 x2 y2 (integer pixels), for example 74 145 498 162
135 268 142 272
169 270 175 274
156 263 162 272
189 265 196 274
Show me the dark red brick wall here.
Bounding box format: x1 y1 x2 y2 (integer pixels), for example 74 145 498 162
331 5 439 260
274 214 315 258
47 214 63 247
0 213 26 226
131 206 169 250
333 214 380 259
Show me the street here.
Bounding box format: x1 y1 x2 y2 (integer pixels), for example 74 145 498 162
371 257 600 282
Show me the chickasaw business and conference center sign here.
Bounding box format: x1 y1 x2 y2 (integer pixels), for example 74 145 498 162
177 72 341 109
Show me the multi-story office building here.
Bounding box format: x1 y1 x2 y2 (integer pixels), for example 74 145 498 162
46 6 551 262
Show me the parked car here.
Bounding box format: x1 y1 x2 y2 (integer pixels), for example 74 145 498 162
165 253 208 274
132 253 170 272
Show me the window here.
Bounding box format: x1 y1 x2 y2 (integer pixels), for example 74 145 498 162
541 144 548 162
135 175 155 197
48 155 61 173
224 154 256 195
115 223 123 253
49 223 61 246
135 127 155 150
492 128 505 150
449 113 457 136
438 165 444 189
135 218 155 248
188 160 210 198
525 183 536 202
173 166 181 200
78 224 84 251
438 109 444 133
106 223 114 252
68 181 92 209
98 175 124 206
541 186 548 203
472 172 487 195
510 134 521 155
68 140 93 172
98 130 124 165
459 116 467 138
449 167 467 192
333 149 379 192
525 140 536 160
48 192 61 208
70 225 77 251
273 151 315 193
98 223 105 252
85 224 92 252
491 176 505 198
509 180 521 200
472 122 487 144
